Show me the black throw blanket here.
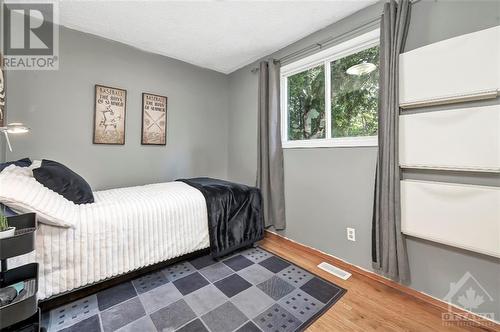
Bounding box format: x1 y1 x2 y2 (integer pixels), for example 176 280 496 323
178 178 264 258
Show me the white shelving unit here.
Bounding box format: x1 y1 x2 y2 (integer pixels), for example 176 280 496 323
398 25 500 257
401 180 500 258
399 25 500 109
399 105 500 172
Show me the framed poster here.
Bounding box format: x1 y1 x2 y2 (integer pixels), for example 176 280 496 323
93 84 127 145
0 53 5 127
141 93 167 145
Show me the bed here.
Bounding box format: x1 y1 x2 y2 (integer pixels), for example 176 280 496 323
0 163 264 300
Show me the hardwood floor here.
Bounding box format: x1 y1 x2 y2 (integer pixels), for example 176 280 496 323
260 232 500 332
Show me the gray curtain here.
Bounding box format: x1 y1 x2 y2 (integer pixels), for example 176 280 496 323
372 0 411 283
257 60 286 230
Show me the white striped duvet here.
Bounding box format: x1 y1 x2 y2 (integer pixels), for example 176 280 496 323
0 167 210 300
37 182 210 299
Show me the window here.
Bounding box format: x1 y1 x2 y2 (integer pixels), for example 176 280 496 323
287 65 325 140
281 29 380 148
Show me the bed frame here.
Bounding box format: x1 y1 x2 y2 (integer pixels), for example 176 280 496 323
38 248 209 312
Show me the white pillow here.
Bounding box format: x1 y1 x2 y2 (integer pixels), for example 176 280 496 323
1 163 32 177
0 165 77 227
28 159 42 172
0 160 41 177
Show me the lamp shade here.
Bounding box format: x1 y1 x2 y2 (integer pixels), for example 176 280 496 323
346 62 377 76
5 123 30 134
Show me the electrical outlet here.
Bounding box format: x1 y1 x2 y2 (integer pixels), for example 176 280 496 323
347 228 356 241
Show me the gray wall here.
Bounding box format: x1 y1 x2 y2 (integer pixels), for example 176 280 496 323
3 0 499 320
227 0 500 319
5 26 229 190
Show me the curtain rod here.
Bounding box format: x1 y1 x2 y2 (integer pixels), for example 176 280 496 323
281 15 381 64
250 15 381 73
251 0 421 72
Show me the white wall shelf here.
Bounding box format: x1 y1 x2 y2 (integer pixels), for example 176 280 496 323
399 25 500 108
399 105 500 173
401 180 500 258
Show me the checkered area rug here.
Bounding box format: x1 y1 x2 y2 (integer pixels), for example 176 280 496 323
42 247 346 332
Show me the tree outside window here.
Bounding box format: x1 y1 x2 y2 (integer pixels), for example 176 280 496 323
284 43 379 146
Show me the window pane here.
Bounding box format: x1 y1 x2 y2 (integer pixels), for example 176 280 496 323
330 46 379 138
287 65 325 141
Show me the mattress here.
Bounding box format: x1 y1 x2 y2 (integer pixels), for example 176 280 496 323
12 182 210 300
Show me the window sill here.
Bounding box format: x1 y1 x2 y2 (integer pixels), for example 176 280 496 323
282 136 378 149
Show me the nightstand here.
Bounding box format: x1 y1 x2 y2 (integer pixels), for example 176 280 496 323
0 213 41 331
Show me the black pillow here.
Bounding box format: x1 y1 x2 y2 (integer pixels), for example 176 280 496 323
33 160 94 204
0 158 32 172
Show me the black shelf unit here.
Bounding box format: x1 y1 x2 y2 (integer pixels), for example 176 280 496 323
0 213 41 331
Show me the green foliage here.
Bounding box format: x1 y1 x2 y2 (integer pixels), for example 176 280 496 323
287 65 325 140
331 46 379 137
286 46 379 141
0 209 8 232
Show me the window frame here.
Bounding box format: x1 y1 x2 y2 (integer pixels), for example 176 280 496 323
280 29 380 149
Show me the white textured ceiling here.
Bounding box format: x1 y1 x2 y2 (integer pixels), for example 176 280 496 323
58 0 377 74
